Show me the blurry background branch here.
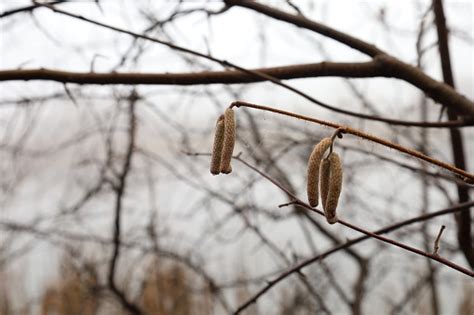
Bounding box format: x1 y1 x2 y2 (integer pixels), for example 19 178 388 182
0 0 473 314
7 1 474 118
432 0 473 268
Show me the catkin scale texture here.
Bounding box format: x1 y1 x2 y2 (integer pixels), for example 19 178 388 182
325 152 343 224
307 137 332 207
319 157 331 212
210 115 225 175
220 108 235 174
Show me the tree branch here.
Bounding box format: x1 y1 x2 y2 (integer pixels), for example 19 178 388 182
2 66 474 128
224 0 383 57
231 100 474 183
432 0 473 268
0 61 383 84
25 1 474 118
224 0 474 116
232 155 474 313
0 1 63 18
107 92 143 315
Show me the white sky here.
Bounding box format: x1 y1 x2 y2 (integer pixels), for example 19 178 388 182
0 0 473 313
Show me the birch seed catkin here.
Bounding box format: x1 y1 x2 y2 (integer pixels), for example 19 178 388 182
220 108 235 174
324 152 343 224
307 137 332 207
210 115 225 175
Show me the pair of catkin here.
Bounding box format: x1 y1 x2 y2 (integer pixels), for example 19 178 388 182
307 137 343 224
210 108 235 175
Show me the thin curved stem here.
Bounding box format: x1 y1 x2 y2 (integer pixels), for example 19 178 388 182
232 155 473 313
224 0 474 116
231 101 474 184
31 2 474 122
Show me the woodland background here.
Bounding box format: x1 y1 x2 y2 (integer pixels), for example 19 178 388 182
0 0 473 314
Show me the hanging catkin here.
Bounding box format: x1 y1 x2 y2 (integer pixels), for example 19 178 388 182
210 115 225 175
324 152 343 224
319 156 331 212
220 108 235 174
307 137 332 207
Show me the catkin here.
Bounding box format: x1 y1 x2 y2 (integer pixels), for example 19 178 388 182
210 115 225 175
324 152 343 224
319 156 331 212
307 137 332 207
220 108 235 174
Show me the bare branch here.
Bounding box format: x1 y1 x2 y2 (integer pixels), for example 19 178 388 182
224 0 474 115
432 0 473 268
185 151 474 311
26 1 474 118
0 1 62 19
235 156 473 276
433 225 446 256
0 61 383 84
224 0 383 57
231 101 474 183
107 92 143 315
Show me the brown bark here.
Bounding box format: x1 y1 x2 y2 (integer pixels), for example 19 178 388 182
432 0 473 268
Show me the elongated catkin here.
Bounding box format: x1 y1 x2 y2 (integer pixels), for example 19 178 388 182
324 152 342 224
319 156 331 213
210 115 225 175
307 137 332 207
220 108 235 174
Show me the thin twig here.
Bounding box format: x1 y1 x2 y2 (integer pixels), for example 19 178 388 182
184 152 474 312
432 0 473 268
30 1 474 122
0 1 62 18
328 127 343 155
433 225 446 256
231 100 474 184
234 155 473 276
224 0 474 115
278 200 298 208
107 92 143 315
229 155 473 314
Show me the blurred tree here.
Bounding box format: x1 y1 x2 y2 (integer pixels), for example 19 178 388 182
0 0 472 314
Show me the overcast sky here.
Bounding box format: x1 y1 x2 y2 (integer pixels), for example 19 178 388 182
0 1 473 313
